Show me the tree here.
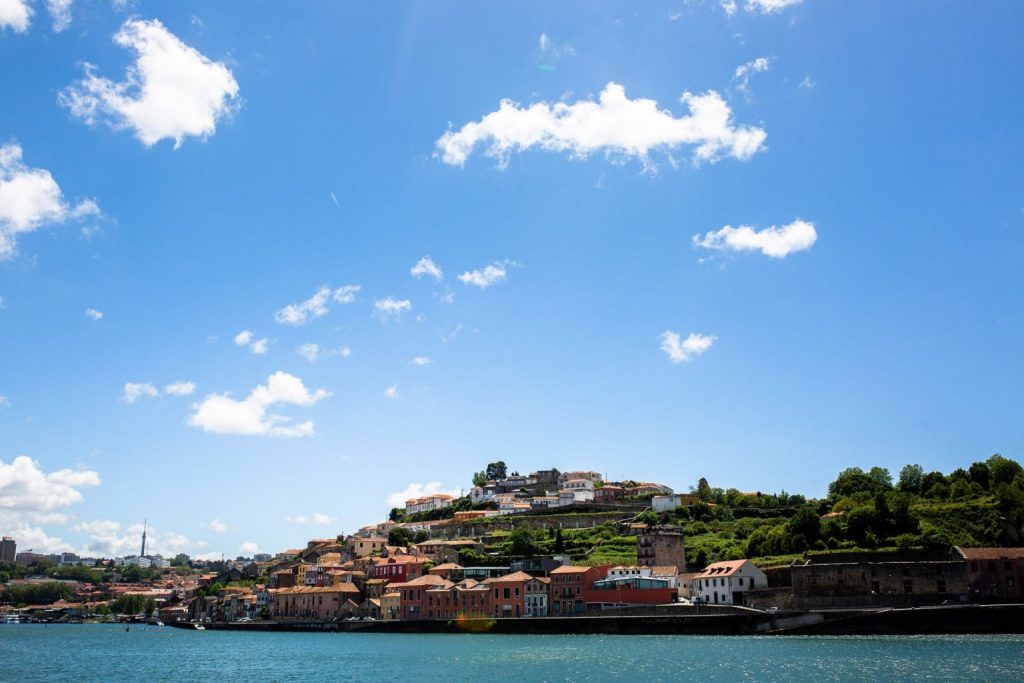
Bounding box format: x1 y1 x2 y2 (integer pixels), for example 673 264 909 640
696 478 712 501
472 471 488 487
988 454 1023 487
485 461 508 481
388 528 412 547
898 464 924 494
787 507 821 544
144 597 156 618
553 528 565 554
506 528 536 557
968 462 990 490
388 507 404 522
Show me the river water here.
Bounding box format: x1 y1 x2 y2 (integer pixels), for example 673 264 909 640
2 625 1021 681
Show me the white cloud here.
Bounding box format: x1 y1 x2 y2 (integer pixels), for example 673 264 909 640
0 0 32 32
410 356 432 366
249 337 269 355
123 382 159 403
187 371 330 438
73 519 192 557
0 456 101 553
239 541 259 556
660 331 716 364
386 482 459 509
668 11 682 21
299 343 351 362
46 0 72 32
436 82 766 170
163 381 195 397
285 512 333 525
383 385 399 400
411 256 443 281
297 343 320 362
746 0 802 13
733 57 771 98
84 307 103 320
538 32 575 59
374 297 412 321
59 19 240 148
692 219 817 258
458 261 512 288
275 285 360 326
207 518 227 533
0 394 9 407
233 329 268 354
721 0 738 16
0 456 100 513
799 76 815 89
0 143 101 260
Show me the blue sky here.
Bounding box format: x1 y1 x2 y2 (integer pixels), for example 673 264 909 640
0 0 1021 559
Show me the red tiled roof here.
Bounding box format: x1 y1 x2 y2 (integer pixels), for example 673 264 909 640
956 547 1024 561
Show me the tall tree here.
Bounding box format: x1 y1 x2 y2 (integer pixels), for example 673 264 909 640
898 464 924 493
486 461 508 480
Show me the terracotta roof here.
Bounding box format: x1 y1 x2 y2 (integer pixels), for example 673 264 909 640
270 584 360 595
956 547 1024 561
482 571 533 584
649 566 679 576
695 560 753 578
550 565 593 575
430 562 463 571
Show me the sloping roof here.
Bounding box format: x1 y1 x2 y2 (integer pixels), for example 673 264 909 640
482 570 533 584
550 565 593 575
955 547 1024 561
695 560 753 578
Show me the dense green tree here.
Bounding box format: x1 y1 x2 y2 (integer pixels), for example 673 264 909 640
388 528 412 547
988 454 1023 487
472 471 488 487
898 464 924 493
144 597 156 618
485 461 508 480
968 462 991 490
553 528 565 554
506 528 536 557
786 507 821 544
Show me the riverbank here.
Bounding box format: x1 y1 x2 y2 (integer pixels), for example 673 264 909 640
166 603 1024 636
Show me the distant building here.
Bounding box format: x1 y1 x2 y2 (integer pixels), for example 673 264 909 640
956 547 1024 601
690 560 767 606
404 494 454 516
636 526 686 571
0 537 15 563
651 494 682 513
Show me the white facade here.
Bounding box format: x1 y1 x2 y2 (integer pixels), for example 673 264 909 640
689 560 767 606
559 471 602 486
404 494 454 515
651 494 683 513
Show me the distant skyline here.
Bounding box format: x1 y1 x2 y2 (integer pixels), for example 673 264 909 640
1 1 1021 560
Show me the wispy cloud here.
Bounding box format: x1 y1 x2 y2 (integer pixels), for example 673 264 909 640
733 57 771 98
163 381 196 397
538 32 575 59
84 308 103 321
458 260 517 288
374 297 412 321
410 256 443 281
660 331 716 364
384 385 399 400
122 382 159 403
275 285 360 326
409 356 432 366
285 512 334 525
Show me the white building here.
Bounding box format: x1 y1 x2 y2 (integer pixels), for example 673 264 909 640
651 494 683 513
689 560 767 606
404 494 454 516
470 484 498 504
561 479 595 503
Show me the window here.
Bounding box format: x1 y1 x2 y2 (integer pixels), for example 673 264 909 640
937 579 946 593
503 587 510 599
903 581 913 594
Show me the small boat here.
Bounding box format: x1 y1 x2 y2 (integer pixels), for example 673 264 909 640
194 623 206 631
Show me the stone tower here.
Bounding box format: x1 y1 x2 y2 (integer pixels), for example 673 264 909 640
637 525 686 570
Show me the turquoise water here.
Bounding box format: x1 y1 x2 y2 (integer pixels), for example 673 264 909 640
1 625 1022 681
